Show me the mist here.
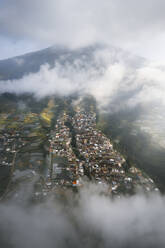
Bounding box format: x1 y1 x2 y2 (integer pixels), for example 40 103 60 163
0 181 165 248
0 47 165 148
1 0 165 60
0 48 165 107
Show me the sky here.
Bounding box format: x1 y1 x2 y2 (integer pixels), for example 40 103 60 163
0 0 165 60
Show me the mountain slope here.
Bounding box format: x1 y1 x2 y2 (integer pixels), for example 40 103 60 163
0 45 103 81
0 44 144 81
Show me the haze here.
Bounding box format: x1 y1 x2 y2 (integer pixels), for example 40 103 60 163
1 0 165 60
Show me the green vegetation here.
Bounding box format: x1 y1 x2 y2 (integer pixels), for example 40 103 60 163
96 110 165 192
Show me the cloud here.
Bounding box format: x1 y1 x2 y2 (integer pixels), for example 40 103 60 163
0 50 132 109
1 0 165 59
0 46 165 149
0 47 164 110
0 63 85 97
0 182 165 248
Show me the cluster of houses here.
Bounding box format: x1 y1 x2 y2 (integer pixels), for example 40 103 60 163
72 108 159 194
45 109 131 194
0 107 158 198
0 130 17 167
43 107 159 195
47 112 83 188
0 113 46 171
72 109 127 193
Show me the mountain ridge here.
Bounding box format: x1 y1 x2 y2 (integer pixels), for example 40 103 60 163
0 44 105 81
0 44 144 81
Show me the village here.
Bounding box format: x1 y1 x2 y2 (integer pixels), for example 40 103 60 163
43 106 158 196
0 111 48 198
0 101 159 199
72 108 126 193
44 112 83 191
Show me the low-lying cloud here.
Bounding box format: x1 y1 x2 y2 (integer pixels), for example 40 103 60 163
0 47 165 148
0 48 165 110
0 182 165 248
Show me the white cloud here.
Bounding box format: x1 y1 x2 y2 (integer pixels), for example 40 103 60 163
0 47 165 146
0 47 165 110
0 182 164 248
1 0 165 59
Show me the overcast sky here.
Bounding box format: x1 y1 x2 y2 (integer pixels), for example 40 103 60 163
0 0 165 60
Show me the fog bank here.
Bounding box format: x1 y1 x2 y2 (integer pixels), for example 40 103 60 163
0 183 164 248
